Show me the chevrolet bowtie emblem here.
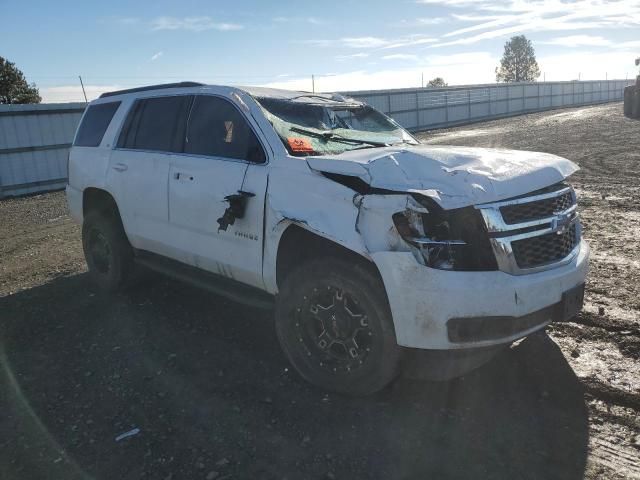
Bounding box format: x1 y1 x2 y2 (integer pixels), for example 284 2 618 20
551 212 572 235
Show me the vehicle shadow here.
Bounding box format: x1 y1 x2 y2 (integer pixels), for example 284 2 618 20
0 273 589 480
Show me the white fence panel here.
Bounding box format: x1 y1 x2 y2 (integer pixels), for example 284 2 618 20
0 103 85 197
344 79 632 132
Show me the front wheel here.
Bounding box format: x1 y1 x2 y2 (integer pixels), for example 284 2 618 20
275 258 401 396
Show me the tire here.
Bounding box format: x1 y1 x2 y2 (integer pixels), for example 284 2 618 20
275 258 401 395
82 211 133 292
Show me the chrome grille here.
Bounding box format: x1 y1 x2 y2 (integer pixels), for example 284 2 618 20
475 184 582 275
511 222 578 268
500 190 574 224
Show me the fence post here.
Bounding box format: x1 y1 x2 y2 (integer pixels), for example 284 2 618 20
468 89 471 121
415 91 420 130
488 86 492 117
444 90 449 125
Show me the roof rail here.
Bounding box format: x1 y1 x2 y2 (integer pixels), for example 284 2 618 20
99 82 206 99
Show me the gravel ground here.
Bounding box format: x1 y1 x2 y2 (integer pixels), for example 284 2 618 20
1 102 639 480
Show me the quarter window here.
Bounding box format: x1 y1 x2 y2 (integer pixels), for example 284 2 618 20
74 102 120 147
185 96 265 163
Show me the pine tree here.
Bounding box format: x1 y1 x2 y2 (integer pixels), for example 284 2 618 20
495 36 540 83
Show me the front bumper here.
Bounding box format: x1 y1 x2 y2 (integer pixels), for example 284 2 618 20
372 239 589 350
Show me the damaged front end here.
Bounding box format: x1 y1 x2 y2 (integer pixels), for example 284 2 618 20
350 182 588 350
391 197 498 271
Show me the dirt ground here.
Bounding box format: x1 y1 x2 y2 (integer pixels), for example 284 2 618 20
1 102 639 480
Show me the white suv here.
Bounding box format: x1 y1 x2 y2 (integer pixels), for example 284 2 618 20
67 82 589 395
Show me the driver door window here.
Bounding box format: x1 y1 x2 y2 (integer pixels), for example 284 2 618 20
185 95 265 163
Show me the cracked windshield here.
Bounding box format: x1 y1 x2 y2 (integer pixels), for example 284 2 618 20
257 97 418 155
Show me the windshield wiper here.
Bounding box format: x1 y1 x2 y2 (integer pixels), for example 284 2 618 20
289 126 390 147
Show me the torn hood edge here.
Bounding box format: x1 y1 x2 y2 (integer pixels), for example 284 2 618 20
306 145 579 210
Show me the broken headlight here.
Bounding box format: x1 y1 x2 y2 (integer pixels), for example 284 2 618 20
392 198 498 271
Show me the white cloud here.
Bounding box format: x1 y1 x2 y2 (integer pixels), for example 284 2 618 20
617 40 640 49
537 50 639 80
416 17 447 25
396 16 447 26
383 35 438 49
452 14 507 21
542 35 612 47
150 51 164 61
273 16 323 25
150 16 243 32
336 52 370 61
426 51 495 66
432 0 640 47
305 34 437 50
341 37 389 48
382 54 419 61
309 1 640 52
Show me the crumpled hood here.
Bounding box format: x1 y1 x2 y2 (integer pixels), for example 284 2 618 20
306 145 579 209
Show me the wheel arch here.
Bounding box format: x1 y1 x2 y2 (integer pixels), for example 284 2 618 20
82 187 121 219
274 222 384 291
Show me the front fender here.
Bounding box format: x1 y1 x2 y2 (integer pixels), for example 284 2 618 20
262 166 370 293
262 163 417 294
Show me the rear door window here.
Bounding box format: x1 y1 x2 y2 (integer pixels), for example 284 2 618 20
74 102 121 147
185 95 265 163
118 95 192 153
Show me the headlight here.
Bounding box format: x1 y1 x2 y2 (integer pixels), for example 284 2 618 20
392 198 497 271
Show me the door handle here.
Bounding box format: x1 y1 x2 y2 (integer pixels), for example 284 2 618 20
112 163 128 172
173 172 194 181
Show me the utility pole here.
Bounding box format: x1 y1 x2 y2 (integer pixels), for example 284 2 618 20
578 72 581 81
543 72 546 82
78 75 88 103
421 72 424 88
312 74 315 93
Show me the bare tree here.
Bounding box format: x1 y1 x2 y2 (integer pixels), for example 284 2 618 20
495 36 540 83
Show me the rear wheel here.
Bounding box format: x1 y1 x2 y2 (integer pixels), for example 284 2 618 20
82 211 133 292
275 258 401 395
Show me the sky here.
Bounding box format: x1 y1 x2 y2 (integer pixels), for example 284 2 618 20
1 0 639 103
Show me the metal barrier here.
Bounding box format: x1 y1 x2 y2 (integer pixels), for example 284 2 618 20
0 79 633 197
0 103 85 197
343 79 632 131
